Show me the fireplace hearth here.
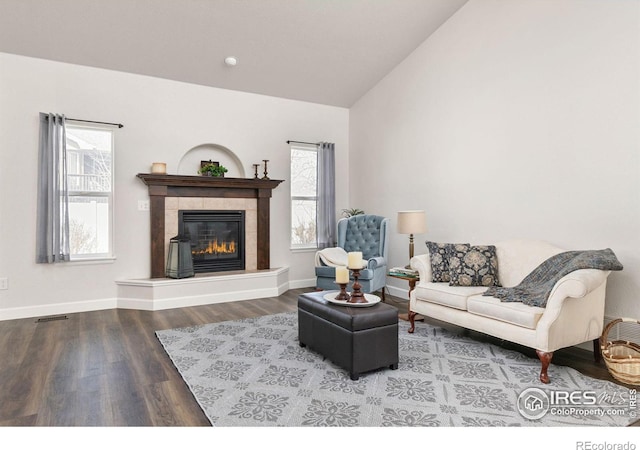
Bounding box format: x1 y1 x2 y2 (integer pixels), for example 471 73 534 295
179 210 245 273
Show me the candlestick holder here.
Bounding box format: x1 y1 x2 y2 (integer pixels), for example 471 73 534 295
334 282 350 301
253 164 260 179
347 267 368 303
262 159 270 180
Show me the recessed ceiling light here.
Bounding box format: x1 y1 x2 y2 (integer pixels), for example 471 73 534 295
224 56 237 66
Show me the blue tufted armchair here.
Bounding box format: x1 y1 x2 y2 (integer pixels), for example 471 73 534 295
315 214 389 300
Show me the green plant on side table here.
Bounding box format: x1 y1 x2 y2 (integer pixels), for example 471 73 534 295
199 163 228 177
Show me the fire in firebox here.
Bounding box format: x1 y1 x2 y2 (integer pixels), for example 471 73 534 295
193 238 237 256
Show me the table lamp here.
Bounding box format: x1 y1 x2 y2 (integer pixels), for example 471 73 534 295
397 210 427 268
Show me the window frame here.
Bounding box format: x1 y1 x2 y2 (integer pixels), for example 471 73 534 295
290 143 318 250
65 121 115 261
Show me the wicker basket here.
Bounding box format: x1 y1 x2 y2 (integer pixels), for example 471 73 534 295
600 318 640 385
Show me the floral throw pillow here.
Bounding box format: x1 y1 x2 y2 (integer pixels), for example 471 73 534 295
426 241 466 283
446 244 501 287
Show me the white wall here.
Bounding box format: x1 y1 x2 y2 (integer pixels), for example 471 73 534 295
0 53 349 319
350 0 640 318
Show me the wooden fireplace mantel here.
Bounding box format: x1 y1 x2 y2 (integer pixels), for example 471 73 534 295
137 173 284 278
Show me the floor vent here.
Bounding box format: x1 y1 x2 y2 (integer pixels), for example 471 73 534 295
36 315 68 323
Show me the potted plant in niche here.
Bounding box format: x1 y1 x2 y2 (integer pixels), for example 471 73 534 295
198 162 228 177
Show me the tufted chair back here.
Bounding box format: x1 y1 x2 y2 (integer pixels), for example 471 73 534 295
315 214 389 296
337 215 389 260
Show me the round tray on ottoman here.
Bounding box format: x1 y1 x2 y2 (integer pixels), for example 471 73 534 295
323 291 382 307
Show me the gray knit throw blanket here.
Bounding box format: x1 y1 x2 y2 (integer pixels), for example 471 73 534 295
483 248 623 308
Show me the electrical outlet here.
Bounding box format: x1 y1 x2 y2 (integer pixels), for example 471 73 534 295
138 200 150 211
0 278 8 290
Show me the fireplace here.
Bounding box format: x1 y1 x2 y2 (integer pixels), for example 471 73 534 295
136 174 282 278
179 210 245 273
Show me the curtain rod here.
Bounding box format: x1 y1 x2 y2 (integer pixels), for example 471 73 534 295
66 118 124 128
286 140 318 146
41 113 124 128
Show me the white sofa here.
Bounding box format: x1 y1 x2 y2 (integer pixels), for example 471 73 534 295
408 239 614 384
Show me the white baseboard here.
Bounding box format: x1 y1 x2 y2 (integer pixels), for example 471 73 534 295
288 278 316 289
385 284 409 300
0 298 117 321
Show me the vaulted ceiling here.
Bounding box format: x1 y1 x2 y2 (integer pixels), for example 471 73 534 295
0 0 468 107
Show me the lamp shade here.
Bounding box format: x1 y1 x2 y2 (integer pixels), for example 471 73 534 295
397 210 427 234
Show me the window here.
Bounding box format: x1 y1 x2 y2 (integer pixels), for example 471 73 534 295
65 123 114 259
290 144 318 248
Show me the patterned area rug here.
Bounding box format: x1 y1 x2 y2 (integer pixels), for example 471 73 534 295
156 312 635 427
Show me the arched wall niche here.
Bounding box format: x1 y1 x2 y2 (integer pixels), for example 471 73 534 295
177 143 246 178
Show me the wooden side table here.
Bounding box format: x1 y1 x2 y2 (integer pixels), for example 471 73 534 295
387 272 424 322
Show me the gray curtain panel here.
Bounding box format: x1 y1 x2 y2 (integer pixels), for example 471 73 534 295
36 113 70 263
316 142 336 249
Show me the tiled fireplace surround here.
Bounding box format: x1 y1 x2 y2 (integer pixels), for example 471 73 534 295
115 174 288 311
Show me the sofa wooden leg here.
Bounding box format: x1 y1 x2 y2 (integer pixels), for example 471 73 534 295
593 338 602 363
408 311 417 334
536 350 553 384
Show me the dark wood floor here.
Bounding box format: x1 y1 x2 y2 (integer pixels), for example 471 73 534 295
0 287 636 426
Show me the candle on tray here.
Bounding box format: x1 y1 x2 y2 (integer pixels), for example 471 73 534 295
335 266 349 284
347 251 363 269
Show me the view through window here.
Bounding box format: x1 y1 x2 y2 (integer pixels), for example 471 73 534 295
65 123 114 259
290 144 317 248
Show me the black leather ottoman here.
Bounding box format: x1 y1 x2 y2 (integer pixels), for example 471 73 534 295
297 291 399 380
